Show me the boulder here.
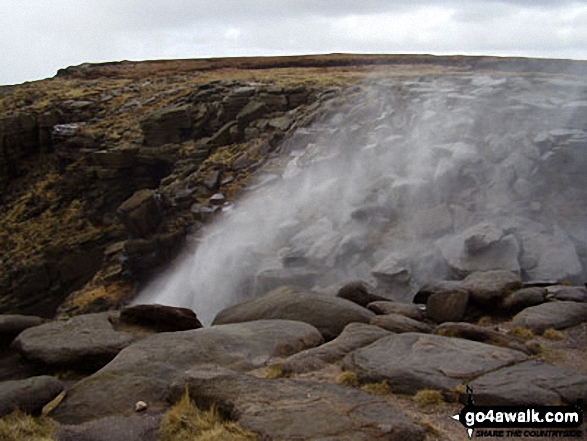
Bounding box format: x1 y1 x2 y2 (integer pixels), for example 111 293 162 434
50 320 322 424
435 226 520 277
337 281 388 307
13 312 134 370
426 289 470 323
370 313 433 334
213 286 374 340
140 105 192 147
236 100 267 127
512 301 587 333
434 322 531 354
117 189 163 238
0 376 64 417
469 361 587 405
0 350 42 382
461 270 522 304
120 304 203 332
342 333 528 394
501 287 547 313
282 323 391 374
367 301 425 320
0 314 45 347
168 371 426 441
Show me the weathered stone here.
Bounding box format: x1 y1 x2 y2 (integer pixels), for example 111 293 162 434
117 189 163 238
282 323 391 374
513 301 587 333
120 304 202 332
436 227 520 277
370 313 432 333
168 371 426 441
367 301 426 320
209 121 238 147
213 286 374 340
13 312 134 370
0 376 64 417
501 287 547 313
546 286 587 303
140 105 192 147
0 314 45 347
343 333 528 394
236 100 267 126
336 280 388 307
202 168 222 191
50 320 322 424
434 322 531 354
55 413 162 441
462 270 522 304
469 361 587 405
426 289 470 323
413 280 464 304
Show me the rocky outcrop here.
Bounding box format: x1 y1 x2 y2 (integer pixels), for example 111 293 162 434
50 320 322 423
212 286 374 340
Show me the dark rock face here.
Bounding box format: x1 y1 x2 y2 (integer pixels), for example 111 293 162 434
140 105 193 147
0 376 64 417
0 113 40 189
13 312 134 370
119 304 202 332
342 333 528 394
512 301 587 333
282 322 391 374
50 320 322 424
169 371 426 441
212 286 374 340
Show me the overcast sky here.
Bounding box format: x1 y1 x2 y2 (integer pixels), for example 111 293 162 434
2 0 587 85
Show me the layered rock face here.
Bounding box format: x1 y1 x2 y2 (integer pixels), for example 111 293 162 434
140 73 587 322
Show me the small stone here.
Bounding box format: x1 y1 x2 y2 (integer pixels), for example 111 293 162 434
210 193 225 205
134 401 147 412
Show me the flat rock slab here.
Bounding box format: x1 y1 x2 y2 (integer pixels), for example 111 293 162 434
469 361 587 405
461 270 522 304
213 286 374 340
13 312 134 371
50 320 322 424
435 322 531 354
343 333 528 394
169 371 426 441
282 323 391 374
0 314 45 347
55 412 162 441
370 313 433 334
513 301 587 333
0 376 64 417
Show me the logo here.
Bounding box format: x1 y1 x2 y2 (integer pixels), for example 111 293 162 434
451 386 584 439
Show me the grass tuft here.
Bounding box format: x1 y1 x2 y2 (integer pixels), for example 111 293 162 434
413 390 444 408
542 328 564 341
0 410 56 441
336 371 360 388
361 381 391 396
437 328 460 338
158 389 257 441
264 364 285 379
508 326 534 340
477 316 493 326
